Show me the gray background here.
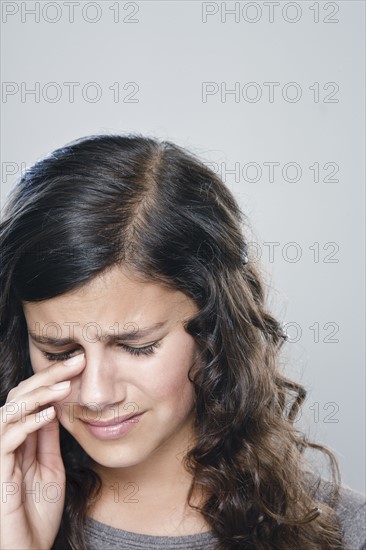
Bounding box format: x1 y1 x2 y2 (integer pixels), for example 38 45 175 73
1 1 365 493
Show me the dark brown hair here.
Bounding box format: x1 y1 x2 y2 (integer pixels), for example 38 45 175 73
0 133 345 549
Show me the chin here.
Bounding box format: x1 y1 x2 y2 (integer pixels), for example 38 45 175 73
94 454 145 469
65 427 152 467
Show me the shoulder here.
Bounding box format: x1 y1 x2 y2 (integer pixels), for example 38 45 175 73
330 482 365 550
305 470 366 550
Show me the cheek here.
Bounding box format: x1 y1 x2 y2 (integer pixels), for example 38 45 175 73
146 343 196 401
156 367 191 397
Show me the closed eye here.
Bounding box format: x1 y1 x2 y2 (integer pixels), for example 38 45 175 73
41 341 161 362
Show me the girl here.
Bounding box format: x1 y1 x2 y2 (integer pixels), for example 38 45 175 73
1 134 365 550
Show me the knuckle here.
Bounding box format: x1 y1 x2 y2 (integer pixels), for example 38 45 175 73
6 387 18 401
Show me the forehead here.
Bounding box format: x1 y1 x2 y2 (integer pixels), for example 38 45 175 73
22 265 197 331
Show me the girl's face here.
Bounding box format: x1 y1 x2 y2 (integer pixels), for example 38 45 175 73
22 266 201 469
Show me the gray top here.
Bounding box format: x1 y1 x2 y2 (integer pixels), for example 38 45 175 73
84 475 366 550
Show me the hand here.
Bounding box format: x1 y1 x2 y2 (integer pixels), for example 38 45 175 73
0 353 86 550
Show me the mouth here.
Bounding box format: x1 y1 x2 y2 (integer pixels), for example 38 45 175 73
80 412 145 440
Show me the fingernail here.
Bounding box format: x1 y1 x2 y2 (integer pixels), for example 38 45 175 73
49 380 71 390
63 354 85 366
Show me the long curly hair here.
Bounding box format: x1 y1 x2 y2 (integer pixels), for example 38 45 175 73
0 133 345 549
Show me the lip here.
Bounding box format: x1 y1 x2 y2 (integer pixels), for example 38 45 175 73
81 412 143 427
81 412 144 440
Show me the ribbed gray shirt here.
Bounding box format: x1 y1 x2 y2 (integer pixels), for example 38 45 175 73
84 475 366 550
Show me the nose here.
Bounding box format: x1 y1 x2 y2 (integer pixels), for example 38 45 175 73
76 348 127 411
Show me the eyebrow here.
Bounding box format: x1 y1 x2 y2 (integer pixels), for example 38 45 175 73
28 321 168 347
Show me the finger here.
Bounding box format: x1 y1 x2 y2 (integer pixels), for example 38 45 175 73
1 406 57 465
1 382 72 431
36 414 63 471
4 353 85 403
18 430 38 472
